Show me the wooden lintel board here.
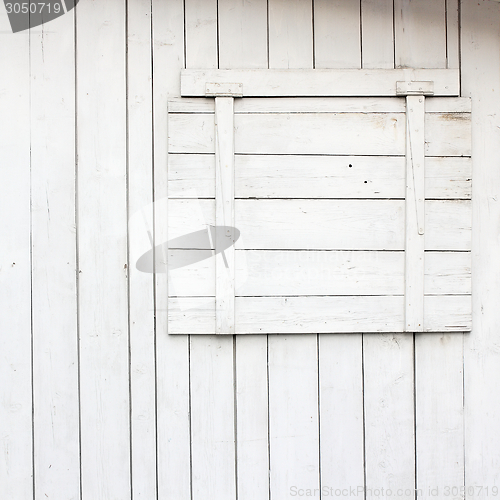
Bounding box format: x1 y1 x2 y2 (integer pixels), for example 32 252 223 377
181 69 460 97
167 95 471 334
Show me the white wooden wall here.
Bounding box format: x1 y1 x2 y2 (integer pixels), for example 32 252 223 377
0 1 499 499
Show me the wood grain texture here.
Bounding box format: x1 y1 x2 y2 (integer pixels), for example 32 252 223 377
235 199 405 250
127 0 157 497
268 335 320 494
153 0 192 498
218 0 268 69
268 0 314 69
446 0 460 69
415 333 464 494
30 12 80 500
181 68 460 96
319 334 365 493
361 0 395 69
363 334 415 498
190 336 236 500
395 0 447 68
235 336 269 500
168 154 471 200
215 97 235 334
405 96 426 331
168 295 470 334
314 0 361 68
0 12 33 500
185 4 237 499
185 0 218 69
217 6 270 498
169 110 469 156
168 249 470 298
462 1 500 493
76 0 130 497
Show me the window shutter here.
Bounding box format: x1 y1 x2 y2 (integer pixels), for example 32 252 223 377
166 70 471 334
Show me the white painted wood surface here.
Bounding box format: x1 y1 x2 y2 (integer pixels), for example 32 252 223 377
361 0 394 69
0 12 32 500
462 1 500 497
214 97 235 334
182 68 460 96
314 0 361 68
405 95 426 331
3 0 498 497
30 12 80 500
76 1 131 497
127 0 157 497
153 2 192 499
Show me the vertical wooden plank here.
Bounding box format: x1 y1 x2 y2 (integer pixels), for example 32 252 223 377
153 0 192 498
76 1 130 497
405 95 425 332
314 0 361 69
0 13 32 500
394 0 447 69
215 97 235 335
319 335 364 493
364 334 415 498
462 0 500 496
403 0 465 493
311 1 366 493
446 0 460 69
185 0 218 69
416 333 464 495
217 5 269 499
190 337 236 499
235 337 269 500
361 0 395 69
269 335 320 496
268 0 314 69
128 0 156 498
267 4 319 499
183 2 236 499
218 0 268 69
30 12 80 500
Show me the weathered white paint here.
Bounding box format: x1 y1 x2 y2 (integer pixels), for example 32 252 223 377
214 97 235 334
181 68 460 96
2 0 499 497
405 95 426 331
30 12 80 500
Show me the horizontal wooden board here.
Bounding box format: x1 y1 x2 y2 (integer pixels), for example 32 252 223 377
234 199 405 250
165 250 470 297
167 295 470 333
168 155 471 200
167 199 471 251
425 113 472 156
169 113 406 155
181 69 460 97
168 96 471 114
424 251 471 295
425 157 471 199
423 295 471 331
169 113 470 157
425 200 471 250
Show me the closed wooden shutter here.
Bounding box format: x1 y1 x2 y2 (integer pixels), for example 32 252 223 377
166 70 471 334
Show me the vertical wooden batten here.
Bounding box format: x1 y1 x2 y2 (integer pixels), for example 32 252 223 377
214 97 236 334
404 95 426 332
